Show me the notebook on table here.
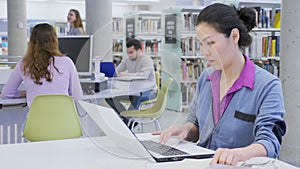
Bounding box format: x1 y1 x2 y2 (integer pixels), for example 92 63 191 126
78 100 214 163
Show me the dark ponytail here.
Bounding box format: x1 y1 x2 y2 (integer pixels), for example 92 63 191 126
196 3 256 51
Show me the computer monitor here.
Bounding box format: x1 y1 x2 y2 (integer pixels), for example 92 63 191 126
58 35 93 76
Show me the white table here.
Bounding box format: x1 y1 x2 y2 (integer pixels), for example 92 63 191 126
0 133 212 169
0 79 155 107
0 134 297 169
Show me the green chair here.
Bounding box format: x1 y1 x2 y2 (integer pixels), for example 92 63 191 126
23 94 82 142
139 71 160 109
120 71 160 109
120 78 173 132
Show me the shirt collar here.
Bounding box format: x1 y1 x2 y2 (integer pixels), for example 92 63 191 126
207 55 255 90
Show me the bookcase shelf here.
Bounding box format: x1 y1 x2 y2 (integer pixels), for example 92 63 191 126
115 11 163 73
239 0 280 8
112 17 125 66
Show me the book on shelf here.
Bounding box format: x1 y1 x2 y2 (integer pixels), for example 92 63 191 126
274 9 281 28
247 33 280 58
181 82 196 106
112 40 123 53
252 59 279 77
181 36 200 56
138 18 161 34
181 58 204 82
253 7 281 29
113 18 123 34
183 12 198 31
140 39 161 55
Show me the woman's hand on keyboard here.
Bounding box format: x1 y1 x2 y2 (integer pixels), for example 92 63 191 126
152 125 189 144
152 123 197 144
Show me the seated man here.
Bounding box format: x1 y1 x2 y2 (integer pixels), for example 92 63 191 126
105 38 156 125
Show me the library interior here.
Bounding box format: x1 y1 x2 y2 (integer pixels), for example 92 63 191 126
0 0 300 168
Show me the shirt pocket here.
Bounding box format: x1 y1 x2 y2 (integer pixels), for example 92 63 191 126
234 110 256 123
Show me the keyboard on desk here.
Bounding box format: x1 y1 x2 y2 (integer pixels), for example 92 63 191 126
140 140 188 156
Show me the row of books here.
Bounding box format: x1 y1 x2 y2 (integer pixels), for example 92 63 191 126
54 25 68 36
252 59 280 77
246 34 280 58
140 39 161 55
137 19 161 34
113 18 123 34
254 7 281 28
182 13 198 32
112 40 123 53
181 58 205 82
181 83 196 106
181 36 200 56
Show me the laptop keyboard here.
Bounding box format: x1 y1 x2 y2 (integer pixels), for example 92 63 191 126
141 140 188 156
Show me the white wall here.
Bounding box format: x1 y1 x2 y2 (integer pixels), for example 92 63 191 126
26 2 85 21
0 1 136 21
0 0 7 18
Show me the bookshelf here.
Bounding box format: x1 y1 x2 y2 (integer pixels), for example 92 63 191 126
160 7 206 111
123 11 163 71
244 1 281 77
54 21 68 36
112 17 124 66
179 7 206 109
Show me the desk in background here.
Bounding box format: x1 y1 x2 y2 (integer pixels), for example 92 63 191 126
0 79 155 106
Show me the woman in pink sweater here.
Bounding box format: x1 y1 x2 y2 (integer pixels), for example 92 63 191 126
2 23 83 107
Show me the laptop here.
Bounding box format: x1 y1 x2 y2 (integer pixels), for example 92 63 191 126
78 100 214 163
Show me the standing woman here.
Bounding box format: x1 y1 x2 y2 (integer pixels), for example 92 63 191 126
2 23 83 107
67 9 85 35
154 3 286 166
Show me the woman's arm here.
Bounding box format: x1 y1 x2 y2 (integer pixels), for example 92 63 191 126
152 122 199 144
2 62 24 99
210 143 267 165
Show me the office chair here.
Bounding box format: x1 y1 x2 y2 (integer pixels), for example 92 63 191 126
22 94 82 142
120 78 173 132
100 62 116 77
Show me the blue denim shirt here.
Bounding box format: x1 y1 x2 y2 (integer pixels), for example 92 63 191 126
187 65 286 158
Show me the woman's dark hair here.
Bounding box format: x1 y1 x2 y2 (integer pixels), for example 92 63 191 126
22 23 63 85
196 3 256 50
126 38 142 50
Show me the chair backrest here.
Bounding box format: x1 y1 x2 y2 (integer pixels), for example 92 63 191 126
161 78 173 94
147 78 173 117
155 71 160 89
100 62 116 77
23 94 82 142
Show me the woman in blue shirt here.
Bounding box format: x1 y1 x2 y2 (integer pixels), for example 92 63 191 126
154 3 286 165
67 9 85 35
